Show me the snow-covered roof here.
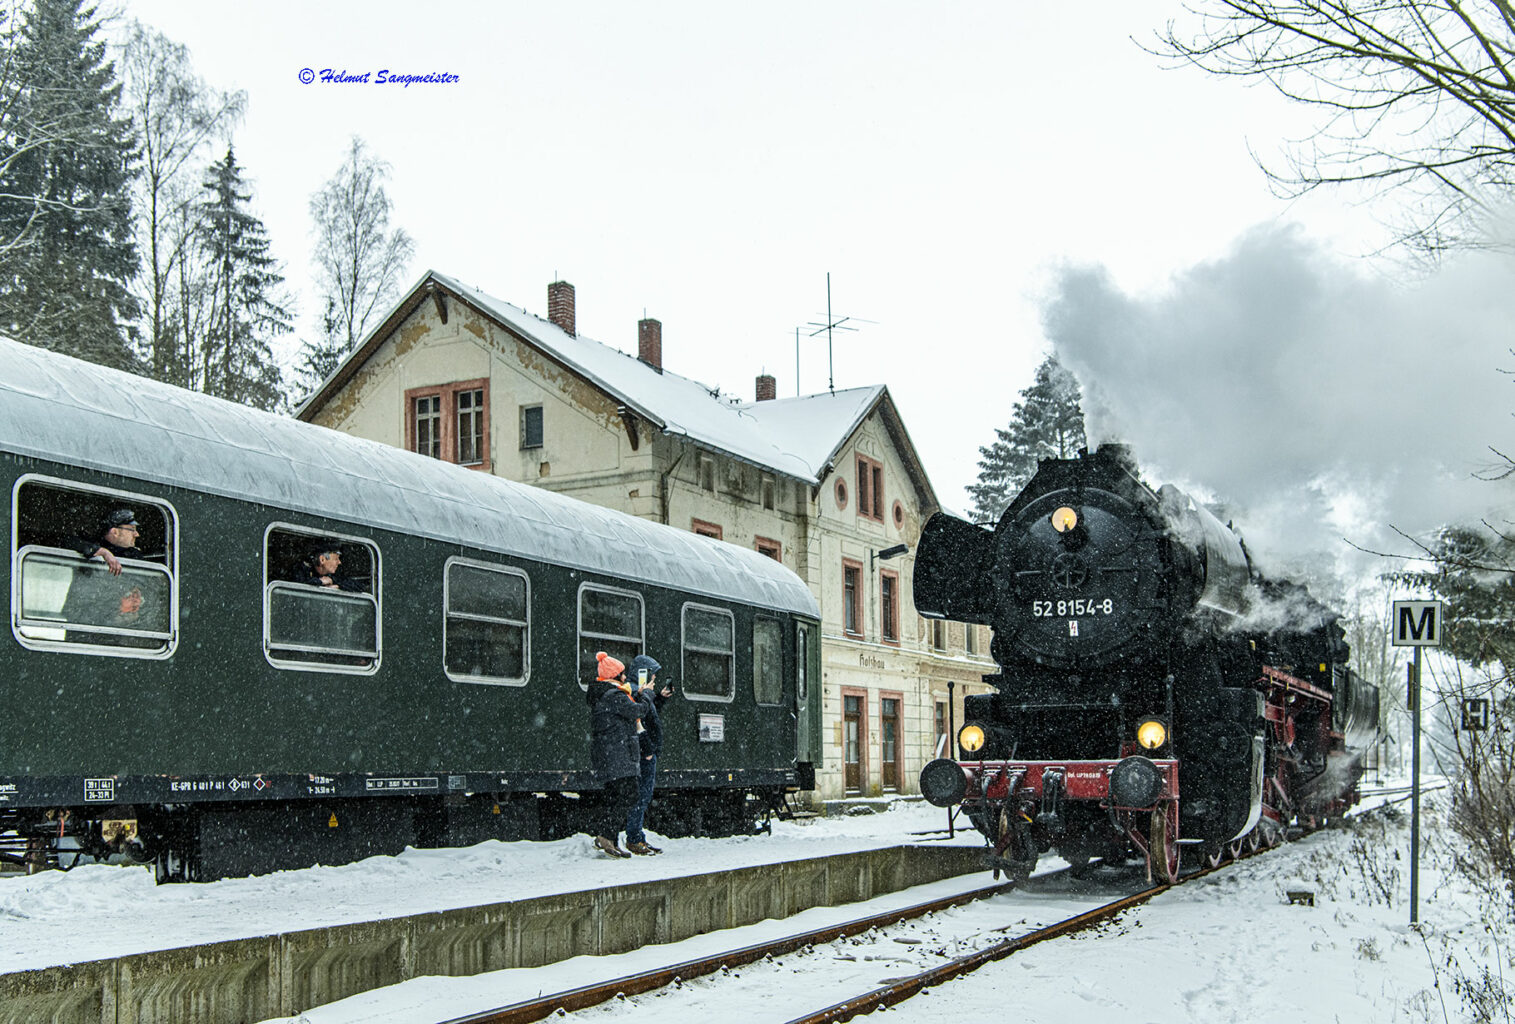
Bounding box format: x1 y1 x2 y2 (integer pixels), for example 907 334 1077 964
0 337 819 619
300 271 931 496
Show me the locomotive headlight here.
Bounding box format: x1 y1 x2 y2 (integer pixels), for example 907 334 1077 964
1136 718 1169 751
958 723 986 753
1051 506 1079 533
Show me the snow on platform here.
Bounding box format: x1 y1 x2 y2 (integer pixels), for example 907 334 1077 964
0 802 974 976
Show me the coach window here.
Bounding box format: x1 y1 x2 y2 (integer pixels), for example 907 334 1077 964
682 603 734 702
753 616 783 706
12 476 177 657
263 526 379 673
579 583 643 687
445 559 529 685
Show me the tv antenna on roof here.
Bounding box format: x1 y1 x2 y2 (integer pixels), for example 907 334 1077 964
800 272 872 395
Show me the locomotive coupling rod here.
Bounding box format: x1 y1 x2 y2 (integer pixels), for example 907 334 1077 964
785 881 1169 1024
436 879 1015 1024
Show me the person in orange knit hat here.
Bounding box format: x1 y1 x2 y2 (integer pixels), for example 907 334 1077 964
586 651 645 857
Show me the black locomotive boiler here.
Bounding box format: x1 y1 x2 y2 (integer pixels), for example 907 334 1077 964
914 444 1379 881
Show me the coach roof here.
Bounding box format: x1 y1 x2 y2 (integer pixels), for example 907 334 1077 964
0 336 819 619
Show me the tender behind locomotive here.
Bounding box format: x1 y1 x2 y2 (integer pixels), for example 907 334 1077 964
915 444 1378 880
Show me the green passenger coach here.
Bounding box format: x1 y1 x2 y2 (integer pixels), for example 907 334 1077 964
0 337 822 881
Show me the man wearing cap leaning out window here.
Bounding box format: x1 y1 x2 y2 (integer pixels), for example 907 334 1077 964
61 509 148 641
68 508 142 576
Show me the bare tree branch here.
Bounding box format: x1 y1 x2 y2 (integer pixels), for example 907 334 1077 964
1153 0 1515 254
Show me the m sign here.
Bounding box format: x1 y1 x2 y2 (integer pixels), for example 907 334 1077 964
1392 601 1444 647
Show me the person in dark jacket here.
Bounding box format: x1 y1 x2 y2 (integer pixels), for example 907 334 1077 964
61 509 148 643
295 541 365 592
625 654 672 855
586 651 645 858
67 508 141 575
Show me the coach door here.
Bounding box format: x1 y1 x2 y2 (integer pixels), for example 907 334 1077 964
795 621 820 782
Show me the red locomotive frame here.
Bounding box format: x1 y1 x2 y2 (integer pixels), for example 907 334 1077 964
944 666 1362 883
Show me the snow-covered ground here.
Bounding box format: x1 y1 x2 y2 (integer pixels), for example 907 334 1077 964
4 785 1505 1023
0 800 980 975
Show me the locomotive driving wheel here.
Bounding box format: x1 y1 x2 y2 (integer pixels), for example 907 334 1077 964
1149 803 1181 884
987 805 1035 884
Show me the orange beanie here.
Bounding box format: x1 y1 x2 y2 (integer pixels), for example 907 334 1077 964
595 651 625 681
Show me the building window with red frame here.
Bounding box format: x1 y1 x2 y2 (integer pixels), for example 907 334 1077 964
856 455 884 521
692 518 723 540
755 536 782 562
406 380 490 468
843 559 863 637
414 395 442 459
456 388 485 464
880 568 899 644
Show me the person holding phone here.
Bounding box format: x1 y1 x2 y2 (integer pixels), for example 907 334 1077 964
625 654 673 855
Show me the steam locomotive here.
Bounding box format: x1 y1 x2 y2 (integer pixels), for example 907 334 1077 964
914 444 1379 881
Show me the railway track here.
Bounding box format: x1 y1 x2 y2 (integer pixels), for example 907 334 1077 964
432 856 1203 1024
408 793 1429 1024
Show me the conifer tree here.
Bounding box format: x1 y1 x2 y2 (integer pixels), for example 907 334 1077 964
0 0 138 368
117 20 244 386
966 354 1087 524
194 145 288 411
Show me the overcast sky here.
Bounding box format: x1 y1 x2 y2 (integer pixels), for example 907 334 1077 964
112 1 1501 574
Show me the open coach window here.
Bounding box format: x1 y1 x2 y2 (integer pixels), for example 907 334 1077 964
263 526 379 672
445 559 529 685
12 477 177 656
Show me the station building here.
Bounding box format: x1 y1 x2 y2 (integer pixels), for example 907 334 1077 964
297 272 996 802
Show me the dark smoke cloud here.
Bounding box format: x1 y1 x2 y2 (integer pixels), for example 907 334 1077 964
1043 223 1515 579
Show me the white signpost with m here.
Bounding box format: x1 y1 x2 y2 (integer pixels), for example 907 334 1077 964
1392 599 1443 927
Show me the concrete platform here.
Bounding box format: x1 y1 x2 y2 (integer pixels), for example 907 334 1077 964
0 843 983 1024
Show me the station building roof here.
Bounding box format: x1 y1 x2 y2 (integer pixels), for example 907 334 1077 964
296 270 938 510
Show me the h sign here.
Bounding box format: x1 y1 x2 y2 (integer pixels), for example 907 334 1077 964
1392 601 1444 647
1462 698 1491 732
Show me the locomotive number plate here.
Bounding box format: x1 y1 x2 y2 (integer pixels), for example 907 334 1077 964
1031 598 1113 617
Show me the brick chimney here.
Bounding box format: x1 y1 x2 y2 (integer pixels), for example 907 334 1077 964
638 318 662 373
755 373 777 402
548 280 575 337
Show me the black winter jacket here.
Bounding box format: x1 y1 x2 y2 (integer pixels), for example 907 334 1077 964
587 680 645 781
635 687 670 758
67 535 139 562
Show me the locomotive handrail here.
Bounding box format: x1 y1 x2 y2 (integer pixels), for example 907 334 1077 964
1260 665 1333 703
